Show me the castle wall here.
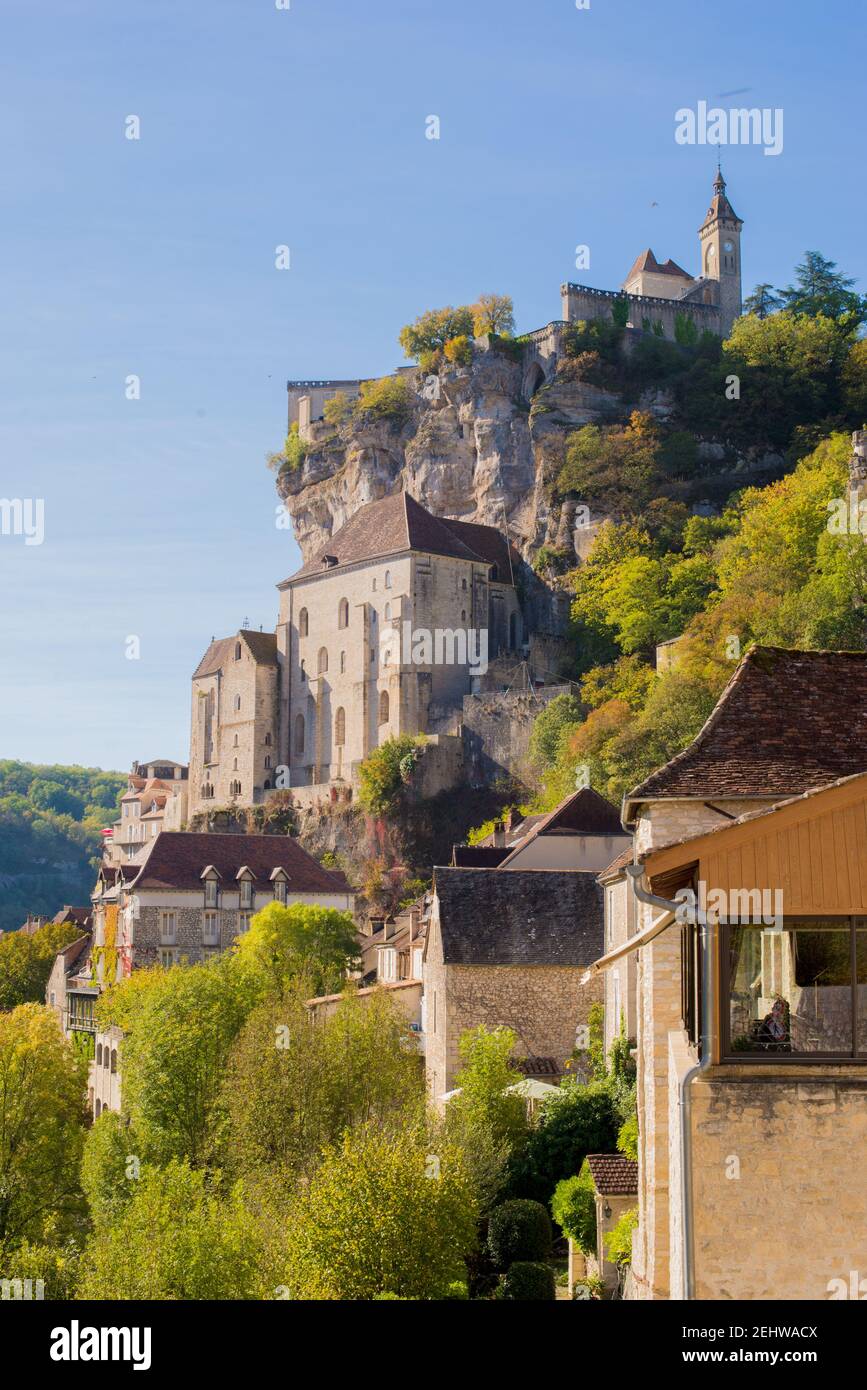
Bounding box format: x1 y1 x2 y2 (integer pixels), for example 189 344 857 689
460 684 572 788
561 283 722 341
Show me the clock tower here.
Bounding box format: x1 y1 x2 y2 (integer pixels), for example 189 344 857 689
698 168 743 335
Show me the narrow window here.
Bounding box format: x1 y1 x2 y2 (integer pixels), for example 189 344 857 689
335 707 346 746
299 608 308 638
378 690 389 725
294 712 305 756
234 641 241 660
385 570 392 589
338 598 349 629
318 647 328 674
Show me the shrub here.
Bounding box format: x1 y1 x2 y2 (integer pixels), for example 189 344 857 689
399 305 474 360
354 375 414 425
674 312 699 346
322 391 353 426
507 1081 619 1206
617 1112 638 1161
500 1261 556 1301
611 296 630 329
487 1199 552 1268
357 736 424 814
551 1160 596 1255
444 334 472 366
604 1206 638 1267
276 423 308 473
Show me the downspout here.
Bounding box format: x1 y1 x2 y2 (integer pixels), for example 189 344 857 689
624 861 713 1301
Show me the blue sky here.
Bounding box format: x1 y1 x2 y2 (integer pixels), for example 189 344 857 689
1 0 864 772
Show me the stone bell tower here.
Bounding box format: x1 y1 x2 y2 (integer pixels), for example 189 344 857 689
697 168 743 336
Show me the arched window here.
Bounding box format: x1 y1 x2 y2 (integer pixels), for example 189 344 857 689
340 651 346 674
300 659 306 682
385 601 391 620
461 610 466 622
234 641 242 660
110 1050 117 1075
294 713 305 756
234 694 241 712
461 577 467 591
233 758 238 771
378 690 389 726
264 754 271 769
384 570 392 589
299 608 308 638
96 1043 103 1067
95 1100 102 1118
338 598 349 629
317 647 328 674
233 734 239 747
230 779 241 796
264 732 272 746
335 707 346 746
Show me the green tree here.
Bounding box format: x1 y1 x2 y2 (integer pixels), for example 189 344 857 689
443 1026 529 1214
354 375 414 424
0 1005 87 1255
742 283 783 319
551 1161 597 1254
399 305 474 360
81 1111 142 1230
222 986 422 1180
778 250 866 330
234 901 359 998
528 693 585 773
78 1160 263 1300
104 957 255 1167
357 734 424 814
279 1125 478 1300
507 1081 619 1206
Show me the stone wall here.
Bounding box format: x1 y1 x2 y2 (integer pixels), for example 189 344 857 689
460 684 572 788
561 283 722 341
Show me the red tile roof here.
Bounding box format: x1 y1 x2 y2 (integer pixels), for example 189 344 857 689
624 647 867 821
624 248 692 284
586 1154 638 1196
285 492 514 583
130 831 351 896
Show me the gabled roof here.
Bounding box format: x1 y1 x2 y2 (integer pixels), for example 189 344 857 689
129 832 351 896
285 491 513 583
498 788 624 866
433 868 604 966
52 906 92 928
623 647 867 823
55 934 91 976
192 630 277 680
586 1154 638 1197
624 248 692 284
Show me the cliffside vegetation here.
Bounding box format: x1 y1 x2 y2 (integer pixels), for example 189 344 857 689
0 762 124 934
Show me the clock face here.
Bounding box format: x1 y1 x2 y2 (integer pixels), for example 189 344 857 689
723 239 734 252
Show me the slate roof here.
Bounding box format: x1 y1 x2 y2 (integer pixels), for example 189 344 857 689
433 867 604 966
586 1154 639 1196
623 647 867 822
192 630 277 680
52 906 92 929
597 846 634 883
285 491 514 583
130 832 351 896
439 518 518 582
56 934 91 976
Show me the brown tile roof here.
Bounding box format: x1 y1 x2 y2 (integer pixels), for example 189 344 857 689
439 518 518 582
285 491 514 583
624 248 692 284
57 934 91 974
192 630 277 680
433 868 604 966
586 1154 638 1196
515 1056 560 1078
130 831 351 896
624 647 867 821
52 906 92 928
498 789 625 866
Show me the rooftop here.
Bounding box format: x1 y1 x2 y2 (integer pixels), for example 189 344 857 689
284 491 516 584
126 831 351 896
586 1154 639 1197
193 629 278 680
624 647 867 822
433 867 604 966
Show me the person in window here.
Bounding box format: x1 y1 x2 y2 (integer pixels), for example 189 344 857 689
752 996 791 1053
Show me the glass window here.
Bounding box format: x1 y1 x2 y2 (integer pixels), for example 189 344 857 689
725 918 866 1058
203 911 220 946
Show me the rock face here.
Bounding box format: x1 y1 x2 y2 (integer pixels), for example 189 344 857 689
276 346 613 567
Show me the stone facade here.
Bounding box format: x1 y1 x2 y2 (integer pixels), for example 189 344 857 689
188 632 279 818
423 901 603 1101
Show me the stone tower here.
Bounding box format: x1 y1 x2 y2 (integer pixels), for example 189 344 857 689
697 168 743 335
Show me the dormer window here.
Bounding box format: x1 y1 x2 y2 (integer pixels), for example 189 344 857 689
271 868 289 905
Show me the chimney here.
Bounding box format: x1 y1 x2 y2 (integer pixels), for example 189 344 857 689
492 820 505 848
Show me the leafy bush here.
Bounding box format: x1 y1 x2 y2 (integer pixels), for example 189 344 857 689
507 1081 619 1206
617 1112 638 1161
357 735 424 814
487 1199 552 1268
354 375 414 425
604 1206 638 1267
551 1161 596 1254
276 423 308 473
500 1261 556 1301
399 305 474 359
322 391 353 426
444 334 472 366
611 296 630 329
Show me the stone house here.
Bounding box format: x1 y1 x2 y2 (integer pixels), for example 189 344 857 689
589 645 867 1300
570 1154 639 1297
106 760 189 865
90 830 354 981
423 867 604 1102
188 631 279 815
45 932 91 1032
